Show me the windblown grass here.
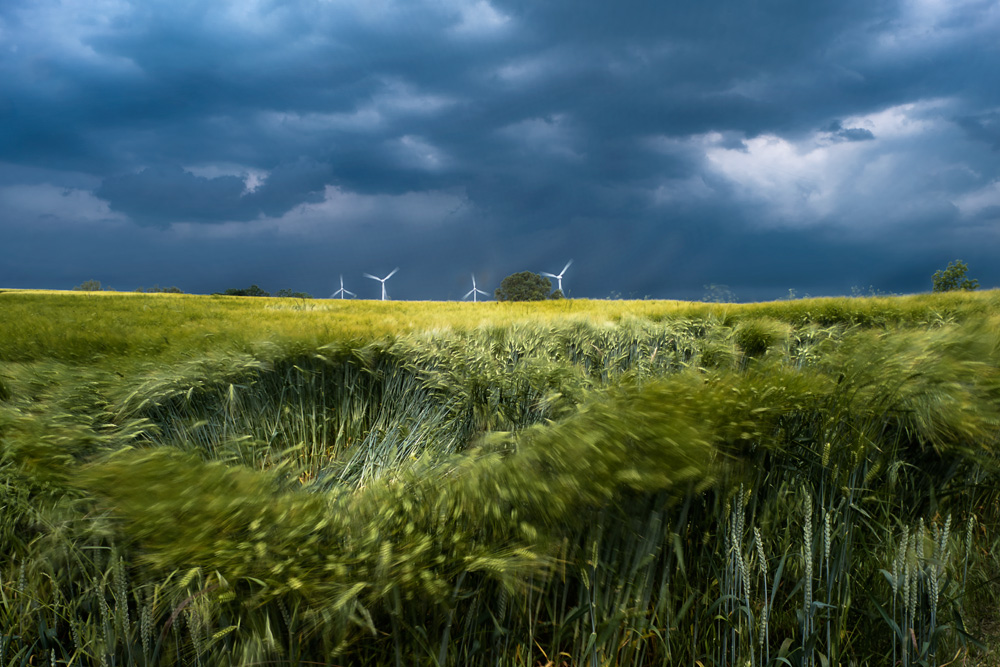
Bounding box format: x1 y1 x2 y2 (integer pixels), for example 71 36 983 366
1 290 1000 665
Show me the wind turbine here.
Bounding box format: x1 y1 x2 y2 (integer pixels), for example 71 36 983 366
364 268 399 301
331 275 355 299
542 260 573 293
464 274 488 302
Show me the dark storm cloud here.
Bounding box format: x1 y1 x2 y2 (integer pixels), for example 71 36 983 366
824 121 876 142
1 0 999 297
97 167 248 225
956 112 1000 152
837 128 876 142
96 159 332 225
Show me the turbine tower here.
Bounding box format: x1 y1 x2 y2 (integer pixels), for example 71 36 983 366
464 274 488 302
331 275 355 299
542 260 573 293
364 268 399 301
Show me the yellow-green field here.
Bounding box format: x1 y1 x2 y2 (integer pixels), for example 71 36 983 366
2 288 997 365
1 289 999 665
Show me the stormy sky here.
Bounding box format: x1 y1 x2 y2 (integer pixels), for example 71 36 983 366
1 0 998 301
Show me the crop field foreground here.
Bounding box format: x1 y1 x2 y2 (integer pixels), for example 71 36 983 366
2 290 1000 666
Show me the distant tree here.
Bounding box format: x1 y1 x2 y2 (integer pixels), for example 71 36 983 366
549 288 565 300
136 285 183 294
73 280 102 291
932 260 979 292
494 272 553 301
276 289 313 298
217 285 270 297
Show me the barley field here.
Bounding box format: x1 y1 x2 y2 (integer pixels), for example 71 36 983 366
1 289 999 666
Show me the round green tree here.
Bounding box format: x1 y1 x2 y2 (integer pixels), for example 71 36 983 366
932 260 979 292
494 271 554 301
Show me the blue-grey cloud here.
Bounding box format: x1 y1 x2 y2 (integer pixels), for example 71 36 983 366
1 0 999 298
96 159 333 225
825 121 876 142
956 112 1000 151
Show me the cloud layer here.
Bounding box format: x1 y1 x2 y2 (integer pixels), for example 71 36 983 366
1 0 998 299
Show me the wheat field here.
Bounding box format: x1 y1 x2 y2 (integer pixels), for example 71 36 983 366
1 289 999 666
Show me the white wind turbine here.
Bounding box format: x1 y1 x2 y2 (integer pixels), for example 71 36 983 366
542 260 573 293
364 267 399 301
464 274 488 302
331 275 355 299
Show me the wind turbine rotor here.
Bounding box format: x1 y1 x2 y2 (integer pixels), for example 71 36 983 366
364 269 398 300
466 274 489 302
542 260 572 293
540 271 562 291
333 275 355 299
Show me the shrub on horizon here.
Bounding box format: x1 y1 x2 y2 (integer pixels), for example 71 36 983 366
276 289 313 298
215 285 271 297
135 285 183 294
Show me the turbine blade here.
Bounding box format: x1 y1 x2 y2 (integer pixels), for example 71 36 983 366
541 272 557 278
345 290 356 297
385 267 399 280
363 273 379 281
562 259 573 274
464 289 475 299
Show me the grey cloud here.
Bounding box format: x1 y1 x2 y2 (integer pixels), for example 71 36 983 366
825 122 876 142
971 206 1000 222
2 187 999 298
956 112 1000 151
96 159 332 226
838 128 875 142
246 159 333 217
97 166 248 225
